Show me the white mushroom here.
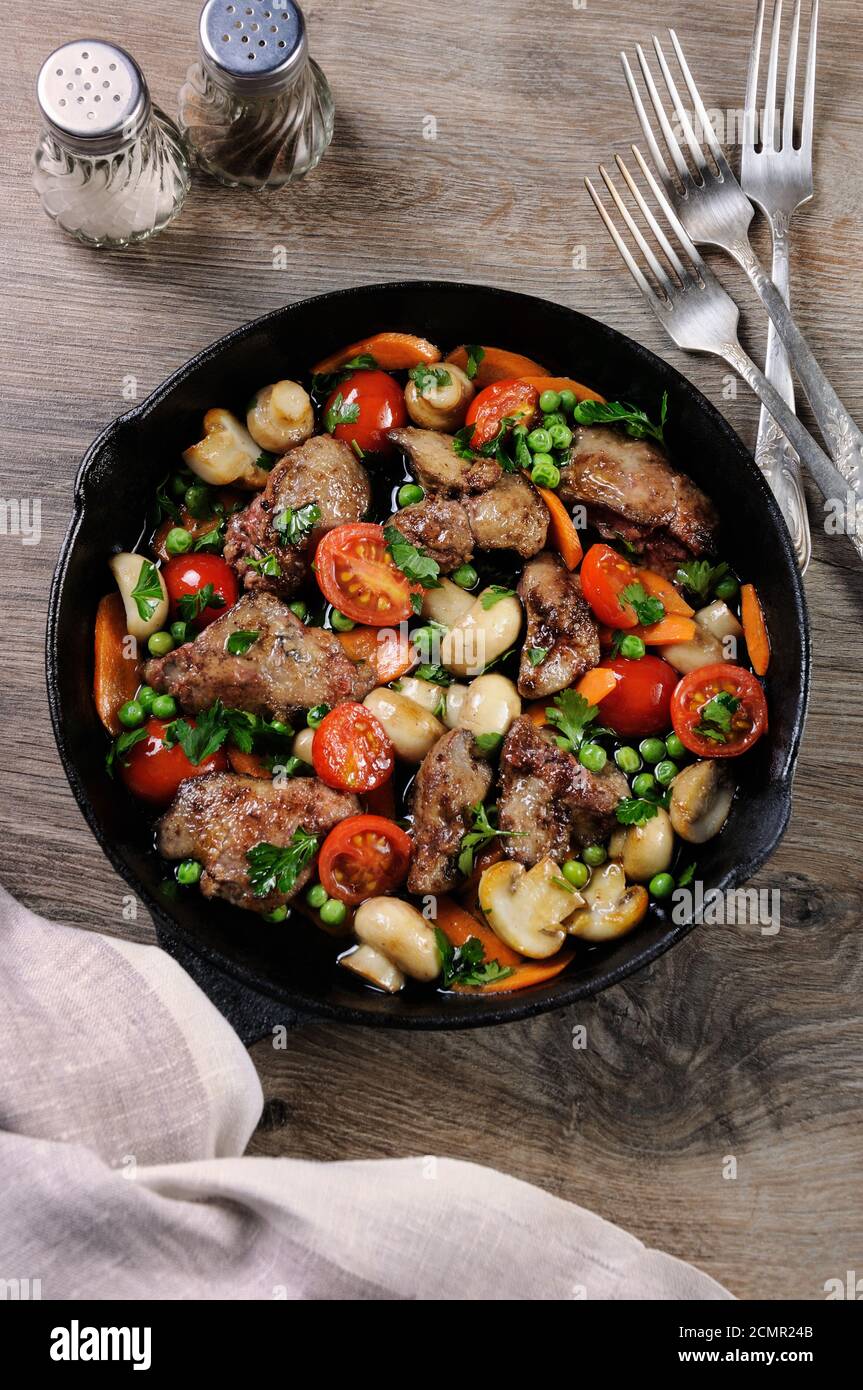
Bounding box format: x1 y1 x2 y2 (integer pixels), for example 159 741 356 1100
442 682 469 729
353 898 441 982
670 760 735 844
246 380 314 453
566 862 649 942
182 408 270 489
441 590 523 678
396 675 446 715
339 943 405 994
456 674 522 740
419 577 475 628
657 624 725 674
290 727 315 764
109 552 168 641
404 363 475 431
478 858 584 959
363 687 444 763
621 807 675 882
695 599 744 644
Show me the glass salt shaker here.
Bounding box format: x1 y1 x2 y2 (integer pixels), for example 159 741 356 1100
178 0 334 189
33 40 190 249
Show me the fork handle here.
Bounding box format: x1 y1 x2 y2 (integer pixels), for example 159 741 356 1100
722 340 863 561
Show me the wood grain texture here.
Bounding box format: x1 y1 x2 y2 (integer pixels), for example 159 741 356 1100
1 0 862 1300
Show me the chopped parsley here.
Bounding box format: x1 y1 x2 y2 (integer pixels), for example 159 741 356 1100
675 559 731 604
619 581 665 626
694 690 741 744
677 862 696 887
475 732 503 756
323 392 360 435
452 417 520 473
616 797 660 826
246 829 319 899
226 629 259 656
545 689 601 753
177 582 224 624
528 646 549 667
310 353 378 405
409 364 452 395
464 345 485 381
273 502 321 547
163 700 293 764
255 451 276 471
512 423 532 472
105 725 150 776
383 524 441 592
192 520 226 553
154 475 182 524
571 393 668 446
130 559 164 623
481 585 516 610
414 662 453 686
435 927 515 989
457 802 520 877
246 552 282 578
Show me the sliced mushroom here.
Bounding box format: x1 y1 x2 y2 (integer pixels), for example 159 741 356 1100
396 675 446 715
457 674 521 740
566 862 649 942
442 682 469 729
656 625 725 674
419 577 475 628
404 364 475 431
669 760 735 844
478 858 584 959
441 590 523 678
246 381 314 453
622 806 674 882
182 408 270 489
353 898 441 982
695 599 744 645
109 552 168 641
339 943 405 994
363 687 445 763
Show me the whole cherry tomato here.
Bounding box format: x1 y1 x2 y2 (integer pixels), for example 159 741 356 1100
118 718 228 806
323 369 406 455
314 523 417 626
162 554 238 631
464 378 539 447
671 662 768 757
318 814 412 905
596 654 679 737
580 543 642 629
312 703 394 793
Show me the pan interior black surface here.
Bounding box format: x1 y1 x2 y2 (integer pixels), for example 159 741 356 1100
46 281 810 1029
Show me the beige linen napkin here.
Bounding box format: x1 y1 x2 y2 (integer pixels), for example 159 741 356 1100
0 885 732 1300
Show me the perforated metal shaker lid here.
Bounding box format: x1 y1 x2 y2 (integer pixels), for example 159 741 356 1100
36 40 151 155
199 0 308 94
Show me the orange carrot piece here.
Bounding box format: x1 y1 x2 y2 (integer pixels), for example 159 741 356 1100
434 896 522 968
227 747 273 779
635 615 697 645
518 375 606 404
576 667 619 705
445 344 550 387
456 947 577 994
639 569 694 616
335 625 414 684
312 332 440 375
741 583 771 676
535 485 583 569
523 700 550 728
93 593 141 736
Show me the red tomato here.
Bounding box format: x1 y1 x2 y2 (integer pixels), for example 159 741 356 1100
314 523 416 626
118 718 228 806
580 543 642 629
323 369 406 455
163 554 238 631
318 814 412 905
464 378 539 447
671 662 768 758
597 655 679 737
312 703 394 793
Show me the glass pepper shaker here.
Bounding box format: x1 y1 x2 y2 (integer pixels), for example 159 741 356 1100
33 40 190 249
178 0 334 189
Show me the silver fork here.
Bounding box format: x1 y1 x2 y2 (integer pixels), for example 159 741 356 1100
621 26 863 520
741 0 817 573
585 149 863 561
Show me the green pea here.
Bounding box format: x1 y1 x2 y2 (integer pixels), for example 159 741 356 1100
397 483 425 508
166 526 193 556
176 858 202 886
539 389 561 413
548 423 573 450
270 720 292 737
542 412 567 430
614 745 641 774
319 897 347 926
305 883 328 909
654 759 678 786
583 844 607 867
289 600 308 621
527 427 553 454
649 872 675 899
714 575 739 602
147 630 174 657
170 621 189 645
579 742 607 773
632 772 656 797
135 686 156 714
184 484 211 518
619 634 646 660
531 460 561 489
331 609 355 632
451 564 479 590
562 859 590 889
559 389 576 413
665 732 686 760
265 905 289 923
307 704 329 729
118 699 145 729
151 694 178 720
639 737 666 764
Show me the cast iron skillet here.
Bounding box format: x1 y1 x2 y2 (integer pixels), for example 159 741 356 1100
46 281 810 1032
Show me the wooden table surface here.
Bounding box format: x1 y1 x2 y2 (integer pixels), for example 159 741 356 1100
2 0 862 1300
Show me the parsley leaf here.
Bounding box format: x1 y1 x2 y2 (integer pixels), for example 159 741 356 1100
674 559 730 604
154 475 182 524
619 581 665 626
481 585 516 610
571 393 668 446
273 502 321 548
677 862 696 888
383 524 441 590
475 732 503 756
256 451 276 471
105 725 150 776
452 418 520 473
324 392 360 434
545 690 599 752
246 830 319 899
616 797 660 826
512 423 532 472
164 702 231 765
464 345 485 381
226 630 259 656
409 364 452 395
528 646 549 667
177 582 224 624
694 690 740 743
193 520 226 553
246 552 282 577
414 662 453 686
435 927 515 989
310 354 378 405
130 559 164 623
457 802 520 877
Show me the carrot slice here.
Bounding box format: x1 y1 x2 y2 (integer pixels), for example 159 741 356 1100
639 569 694 616
227 748 273 779
435 895 523 969
741 583 771 676
312 332 440 375
523 700 550 728
335 625 414 684
518 375 606 404
576 667 619 705
535 485 583 569
445 344 550 387
457 948 577 994
635 615 697 645
93 592 141 735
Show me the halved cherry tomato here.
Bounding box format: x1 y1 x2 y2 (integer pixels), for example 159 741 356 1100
596 654 679 737
318 814 412 904
118 718 229 806
671 662 768 758
162 554 238 631
464 379 539 447
323 369 406 455
580 543 641 629
312 703 394 792
314 523 416 626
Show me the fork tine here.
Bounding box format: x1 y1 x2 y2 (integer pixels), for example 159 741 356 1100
744 0 767 150
597 162 676 292
783 0 802 149
584 176 669 315
629 145 710 277
651 35 709 177
801 0 819 152
667 29 734 179
762 0 783 151
613 154 690 283
633 43 693 188
621 51 674 190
